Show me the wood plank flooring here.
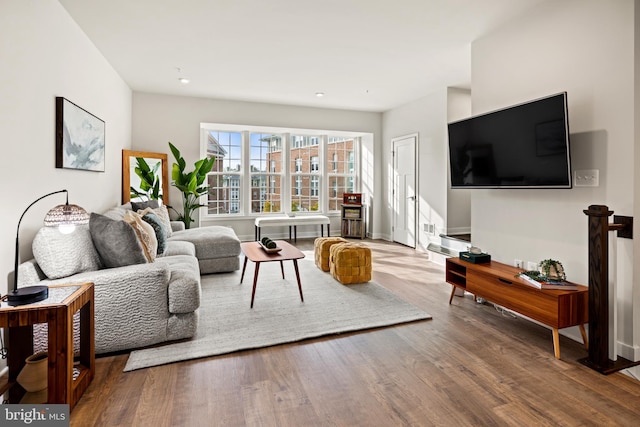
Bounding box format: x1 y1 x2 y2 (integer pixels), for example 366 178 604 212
69 239 640 426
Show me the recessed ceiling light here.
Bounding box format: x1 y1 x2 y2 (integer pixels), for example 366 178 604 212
179 77 190 84
315 92 324 97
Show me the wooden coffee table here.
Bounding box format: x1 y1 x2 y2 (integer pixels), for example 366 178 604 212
240 240 305 308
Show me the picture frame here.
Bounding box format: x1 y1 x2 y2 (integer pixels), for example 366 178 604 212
56 97 105 172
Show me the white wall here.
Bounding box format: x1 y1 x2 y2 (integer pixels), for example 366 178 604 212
131 92 382 240
472 0 638 360
0 0 132 297
382 89 449 250
446 88 472 235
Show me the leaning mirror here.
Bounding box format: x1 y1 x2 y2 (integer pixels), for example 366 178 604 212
121 149 169 205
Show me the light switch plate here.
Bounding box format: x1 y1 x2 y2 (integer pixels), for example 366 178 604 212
574 169 599 187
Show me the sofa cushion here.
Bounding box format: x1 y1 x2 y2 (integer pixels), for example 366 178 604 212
32 224 102 279
102 206 128 221
141 212 167 255
169 226 241 259
123 211 158 262
89 213 148 268
131 199 160 211
161 240 196 257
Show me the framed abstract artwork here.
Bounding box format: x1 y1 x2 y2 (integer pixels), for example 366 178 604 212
56 97 105 172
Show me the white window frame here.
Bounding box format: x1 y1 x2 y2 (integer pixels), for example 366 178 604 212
200 123 366 218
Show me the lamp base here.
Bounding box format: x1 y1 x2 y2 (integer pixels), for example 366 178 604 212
7 285 49 306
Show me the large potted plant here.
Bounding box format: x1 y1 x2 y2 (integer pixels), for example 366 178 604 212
168 142 215 229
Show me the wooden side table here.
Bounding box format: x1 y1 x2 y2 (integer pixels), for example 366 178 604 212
0 282 95 410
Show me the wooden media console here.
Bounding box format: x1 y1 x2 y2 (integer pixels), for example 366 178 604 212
446 258 589 359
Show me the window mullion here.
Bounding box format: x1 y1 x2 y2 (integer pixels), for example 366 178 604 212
320 135 328 213
242 131 250 215
283 133 291 213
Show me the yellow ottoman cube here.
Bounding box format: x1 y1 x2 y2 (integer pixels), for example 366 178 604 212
314 237 347 271
329 242 372 285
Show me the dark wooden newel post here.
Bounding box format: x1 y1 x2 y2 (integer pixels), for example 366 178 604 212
581 205 638 374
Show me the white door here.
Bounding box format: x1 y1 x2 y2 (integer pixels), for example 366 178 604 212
392 135 417 248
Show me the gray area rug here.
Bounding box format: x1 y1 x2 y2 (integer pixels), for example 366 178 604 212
124 252 431 371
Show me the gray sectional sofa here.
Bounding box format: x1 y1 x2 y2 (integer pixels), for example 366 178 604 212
18 202 241 354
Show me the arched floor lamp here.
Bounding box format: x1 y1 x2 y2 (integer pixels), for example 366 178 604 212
8 189 89 306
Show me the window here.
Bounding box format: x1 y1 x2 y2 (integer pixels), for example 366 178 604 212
290 134 320 211
250 132 283 213
294 176 302 195
327 137 357 210
202 125 363 217
206 131 242 214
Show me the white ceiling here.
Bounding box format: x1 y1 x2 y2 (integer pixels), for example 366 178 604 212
59 0 547 112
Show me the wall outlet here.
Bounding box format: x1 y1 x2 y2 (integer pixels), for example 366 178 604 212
514 259 523 269
527 261 538 271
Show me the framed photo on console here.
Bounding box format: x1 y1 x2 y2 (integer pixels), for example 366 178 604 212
56 97 105 172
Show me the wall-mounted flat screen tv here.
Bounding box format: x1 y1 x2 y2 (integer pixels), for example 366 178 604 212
448 92 571 189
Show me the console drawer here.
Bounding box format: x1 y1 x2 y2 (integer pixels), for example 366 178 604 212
467 269 559 327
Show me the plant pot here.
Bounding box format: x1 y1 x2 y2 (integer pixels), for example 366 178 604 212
17 351 48 392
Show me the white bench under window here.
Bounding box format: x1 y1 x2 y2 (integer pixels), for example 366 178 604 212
254 215 330 242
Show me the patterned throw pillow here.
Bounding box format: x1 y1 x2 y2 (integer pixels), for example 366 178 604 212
138 206 172 237
141 212 167 255
89 213 148 268
123 211 158 262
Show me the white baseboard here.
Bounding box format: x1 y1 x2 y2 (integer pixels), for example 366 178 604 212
370 232 392 241
617 341 640 362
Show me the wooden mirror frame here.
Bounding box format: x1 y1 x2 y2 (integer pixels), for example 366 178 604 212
122 149 169 205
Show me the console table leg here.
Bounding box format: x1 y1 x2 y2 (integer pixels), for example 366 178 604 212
579 324 589 350
448 285 456 304
552 328 561 359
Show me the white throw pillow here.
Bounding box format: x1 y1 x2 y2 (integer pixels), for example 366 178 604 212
32 224 102 279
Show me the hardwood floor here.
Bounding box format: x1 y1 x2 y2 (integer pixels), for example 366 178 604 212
70 239 640 426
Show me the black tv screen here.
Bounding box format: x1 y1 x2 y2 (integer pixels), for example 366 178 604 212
448 92 571 189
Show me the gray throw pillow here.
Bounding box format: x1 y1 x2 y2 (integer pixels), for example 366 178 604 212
131 200 160 211
141 212 167 255
89 213 148 268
